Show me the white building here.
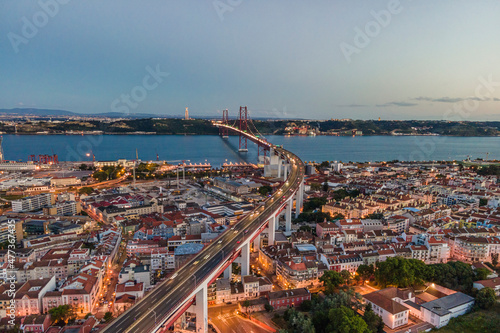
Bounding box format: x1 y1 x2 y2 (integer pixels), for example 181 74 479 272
420 293 474 328
330 161 343 173
242 276 260 298
363 288 411 329
118 264 152 288
12 193 53 212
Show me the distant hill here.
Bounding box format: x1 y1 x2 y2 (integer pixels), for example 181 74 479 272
0 108 76 116
0 108 168 119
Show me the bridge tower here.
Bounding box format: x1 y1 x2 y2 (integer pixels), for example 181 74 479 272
220 109 229 139
238 106 248 152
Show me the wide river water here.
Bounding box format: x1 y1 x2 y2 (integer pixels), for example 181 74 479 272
3 134 500 165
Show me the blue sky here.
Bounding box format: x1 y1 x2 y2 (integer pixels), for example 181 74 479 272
1 0 500 120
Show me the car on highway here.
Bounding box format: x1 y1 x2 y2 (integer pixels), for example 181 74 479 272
236 240 241 244
244 229 249 234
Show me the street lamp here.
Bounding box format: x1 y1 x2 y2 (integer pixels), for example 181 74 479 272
152 309 157 323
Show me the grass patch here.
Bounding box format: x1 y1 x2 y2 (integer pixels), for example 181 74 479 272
433 304 500 333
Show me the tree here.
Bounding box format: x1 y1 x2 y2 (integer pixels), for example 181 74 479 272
319 161 330 168
310 182 321 191
104 311 114 322
476 288 496 309
492 253 499 267
363 303 384 333
242 300 251 314
49 305 72 323
322 180 329 192
258 185 273 196
78 187 94 195
303 197 327 212
428 261 476 293
319 270 344 294
356 264 375 284
232 262 241 275
284 308 316 333
340 270 351 286
298 225 312 233
365 213 383 219
264 303 273 312
92 170 108 182
294 211 331 223
374 257 430 288
327 306 368 333
300 299 313 312
475 267 490 281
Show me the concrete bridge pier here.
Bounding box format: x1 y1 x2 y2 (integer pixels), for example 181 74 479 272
277 158 282 178
253 234 260 252
240 242 250 276
193 286 208 333
285 198 293 232
223 264 232 279
283 163 288 181
295 181 304 218
268 215 276 245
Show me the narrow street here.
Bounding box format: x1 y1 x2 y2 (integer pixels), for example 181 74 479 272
208 304 271 333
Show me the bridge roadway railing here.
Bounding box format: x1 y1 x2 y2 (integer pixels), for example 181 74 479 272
151 144 304 332
152 249 241 332
102 128 304 333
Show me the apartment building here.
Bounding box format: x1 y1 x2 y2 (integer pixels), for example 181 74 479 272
12 193 54 212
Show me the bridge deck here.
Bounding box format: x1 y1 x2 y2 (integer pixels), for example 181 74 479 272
101 127 304 333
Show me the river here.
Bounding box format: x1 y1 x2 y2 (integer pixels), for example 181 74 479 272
2 134 500 165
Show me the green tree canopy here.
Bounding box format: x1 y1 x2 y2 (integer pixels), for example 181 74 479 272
327 306 368 333
475 288 496 310
319 270 344 294
374 257 429 288
310 182 322 191
303 197 327 212
49 305 73 323
78 187 94 195
258 185 273 196
363 303 384 333
104 311 114 322
356 264 375 284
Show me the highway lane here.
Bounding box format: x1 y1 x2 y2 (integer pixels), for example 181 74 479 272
102 146 304 333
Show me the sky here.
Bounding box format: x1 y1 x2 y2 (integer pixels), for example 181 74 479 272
1 0 500 120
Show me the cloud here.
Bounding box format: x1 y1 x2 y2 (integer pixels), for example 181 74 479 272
337 104 368 108
376 101 418 107
414 96 494 103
